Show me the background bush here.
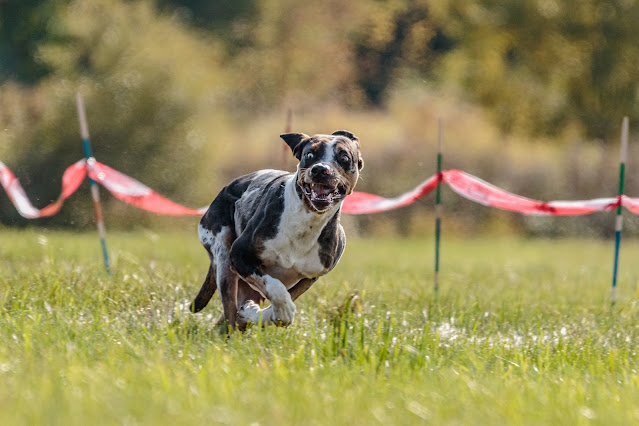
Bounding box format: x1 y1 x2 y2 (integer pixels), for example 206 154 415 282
1 0 638 236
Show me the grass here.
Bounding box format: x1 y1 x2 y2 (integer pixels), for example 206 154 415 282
2 229 639 424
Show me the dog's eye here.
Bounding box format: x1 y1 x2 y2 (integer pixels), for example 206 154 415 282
339 153 351 165
305 152 314 160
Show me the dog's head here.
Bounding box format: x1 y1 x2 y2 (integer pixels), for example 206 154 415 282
281 130 364 213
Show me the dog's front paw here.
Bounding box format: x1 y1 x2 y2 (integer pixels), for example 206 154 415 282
270 298 296 326
264 276 296 326
237 300 261 325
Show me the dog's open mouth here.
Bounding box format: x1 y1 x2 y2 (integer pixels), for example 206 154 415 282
303 182 346 210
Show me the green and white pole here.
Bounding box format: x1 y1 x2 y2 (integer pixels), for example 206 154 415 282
611 116 629 304
434 118 443 294
76 92 111 274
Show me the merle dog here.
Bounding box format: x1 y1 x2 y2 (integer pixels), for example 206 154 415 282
189 131 363 330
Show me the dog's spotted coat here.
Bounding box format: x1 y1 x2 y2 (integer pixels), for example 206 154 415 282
190 131 363 330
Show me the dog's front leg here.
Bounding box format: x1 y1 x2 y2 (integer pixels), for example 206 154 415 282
239 274 295 326
231 258 295 326
239 277 316 326
229 247 295 326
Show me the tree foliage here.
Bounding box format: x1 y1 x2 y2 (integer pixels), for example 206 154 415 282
439 0 639 140
1 0 639 229
350 0 454 105
1 0 228 226
0 0 71 83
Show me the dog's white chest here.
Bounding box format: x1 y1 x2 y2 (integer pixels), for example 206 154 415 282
261 232 326 280
259 180 336 285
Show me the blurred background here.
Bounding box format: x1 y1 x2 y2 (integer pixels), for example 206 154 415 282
1 0 638 237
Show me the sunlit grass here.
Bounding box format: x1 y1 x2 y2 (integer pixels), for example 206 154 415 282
2 229 639 424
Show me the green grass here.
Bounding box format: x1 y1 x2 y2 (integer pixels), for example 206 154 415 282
2 229 639 425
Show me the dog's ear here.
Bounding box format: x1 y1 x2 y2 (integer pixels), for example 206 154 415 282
333 130 363 170
280 132 310 160
332 130 358 142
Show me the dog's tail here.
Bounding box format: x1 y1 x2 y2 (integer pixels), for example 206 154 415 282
190 266 217 313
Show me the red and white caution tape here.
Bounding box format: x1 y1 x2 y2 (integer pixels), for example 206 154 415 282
0 159 204 219
342 174 440 214
342 169 622 215
87 160 206 216
2 158 639 218
442 169 619 216
0 159 87 219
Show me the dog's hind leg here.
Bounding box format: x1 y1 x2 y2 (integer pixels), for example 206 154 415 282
190 264 217 313
216 264 240 331
289 278 318 301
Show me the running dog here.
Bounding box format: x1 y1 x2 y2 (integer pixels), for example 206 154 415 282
189 130 363 330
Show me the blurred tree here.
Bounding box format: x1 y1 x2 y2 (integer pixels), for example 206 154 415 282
0 0 229 227
2 0 639 233
225 0 367 109
0 0 70 83
440 0 639 141
351 0 454 106
155 0 256 48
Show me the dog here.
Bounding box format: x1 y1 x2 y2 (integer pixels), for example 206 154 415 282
189 130 363 330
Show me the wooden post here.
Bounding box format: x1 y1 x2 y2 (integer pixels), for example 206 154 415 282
76 92 110 274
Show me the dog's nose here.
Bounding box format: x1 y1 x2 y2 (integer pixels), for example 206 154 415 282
310 164 331 177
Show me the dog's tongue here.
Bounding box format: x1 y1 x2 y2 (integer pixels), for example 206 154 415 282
312 184 333 198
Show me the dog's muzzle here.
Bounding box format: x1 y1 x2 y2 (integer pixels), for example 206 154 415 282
300 164 347 212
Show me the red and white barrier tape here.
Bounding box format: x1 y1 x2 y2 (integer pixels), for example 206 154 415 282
2 158 638 218
0 159 87 219
0 159 205 219
88 161 206 216
342 169 623 215
341 174 439 214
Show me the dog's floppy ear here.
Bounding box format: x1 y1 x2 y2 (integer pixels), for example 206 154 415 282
332 130 358 142
333 130 363 170
280 132 310 160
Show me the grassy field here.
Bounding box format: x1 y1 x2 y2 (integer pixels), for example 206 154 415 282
2 229 639 425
